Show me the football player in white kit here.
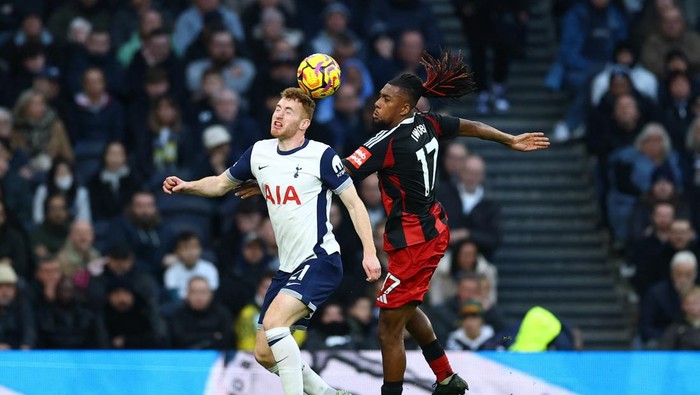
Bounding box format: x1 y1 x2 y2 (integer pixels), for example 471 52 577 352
163 87 382 395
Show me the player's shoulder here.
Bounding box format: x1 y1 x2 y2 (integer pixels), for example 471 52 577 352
305 139 336 156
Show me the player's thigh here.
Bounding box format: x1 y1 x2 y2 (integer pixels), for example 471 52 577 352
262 292 312 329
378 303 418 338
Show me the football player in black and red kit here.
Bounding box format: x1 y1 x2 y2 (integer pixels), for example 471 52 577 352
341 52 548 395
234 51 549 395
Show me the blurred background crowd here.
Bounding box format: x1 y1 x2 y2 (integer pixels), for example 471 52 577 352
0 0 698 352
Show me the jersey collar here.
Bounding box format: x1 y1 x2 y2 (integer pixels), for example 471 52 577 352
277 138 309 155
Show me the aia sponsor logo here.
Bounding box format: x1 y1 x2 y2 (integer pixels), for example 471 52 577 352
264 185 301 205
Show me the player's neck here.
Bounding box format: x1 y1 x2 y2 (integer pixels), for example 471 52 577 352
277 134 306 152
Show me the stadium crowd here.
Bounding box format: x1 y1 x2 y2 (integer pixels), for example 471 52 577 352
546 0 700 349
1 0 696 353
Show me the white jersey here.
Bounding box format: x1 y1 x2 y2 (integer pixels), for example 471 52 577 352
226 138 352 273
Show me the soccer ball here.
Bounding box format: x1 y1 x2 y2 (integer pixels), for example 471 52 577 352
297 53 341 99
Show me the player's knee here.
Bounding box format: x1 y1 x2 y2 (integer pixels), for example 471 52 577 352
261 315 283 331
377 320 403 346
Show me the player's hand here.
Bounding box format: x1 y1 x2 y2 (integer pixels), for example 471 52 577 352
234 179 262 199
362 254 382 282
162 176 188 194
510 132 550 152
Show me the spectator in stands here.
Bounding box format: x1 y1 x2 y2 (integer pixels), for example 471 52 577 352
57 220 100 279
358 173 385 230
217 231 269 316
310 3 360 56
606 123 683 242
234 272 272 351
665 219 700 268
172 0 245 57
8 41 45 101
168 276 233 349
445 300 495 351
438 155 502 260
325 84 365 156
25 255 61 307
109 0 155 53
627 169 689 245
330 201 364 300
548 0 628 142
367 25 400 93
103 279 166 349
346 296 379 350
450 240 498 307
630 202 675 296
304 302 356 350
107 191 171 278
641 6 700 78
659 285 700 350
217 197 265 259
439 141 468 183
164 231 218 302
452 0 529 114
207 89 259 160
126 29 185 101
35 276 108 349
88 243 158 314
687 118 700 231
28 255 61 305
11 89 73 174
33 158 91 225
247 7 303 67
125 68 170 167
138 95 190 179
588 94 647 165
430 273 506 345
47 0 110 47
240 0 297 42
69 67 125 146
394 30 427 78
367 0 442 55
659 71 698 151
185 29 255 97
87 141 141 222
632 0 679 47
31 66 70 123
65 29 125 97
0 200 30 279
590 41 658 107
188 67 224 127
0 264 35 349
0 142 32 227
190 125 233 180
116 8 163 67
639 250 697 345
3 12 57 73
31 194 70 259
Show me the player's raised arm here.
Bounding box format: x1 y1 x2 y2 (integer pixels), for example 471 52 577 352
456 119 550 152
338 184 382 282
162 171 238 197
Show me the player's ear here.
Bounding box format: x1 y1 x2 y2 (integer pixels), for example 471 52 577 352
400 102 412 116
300 118 311 131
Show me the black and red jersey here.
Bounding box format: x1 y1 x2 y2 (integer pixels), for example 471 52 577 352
342 112 460 251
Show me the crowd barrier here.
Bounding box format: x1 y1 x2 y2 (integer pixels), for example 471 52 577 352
0 350 697 394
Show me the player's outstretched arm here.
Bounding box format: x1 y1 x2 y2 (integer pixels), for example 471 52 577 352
457 119 550 151
338 184 382 282
162 172 238 197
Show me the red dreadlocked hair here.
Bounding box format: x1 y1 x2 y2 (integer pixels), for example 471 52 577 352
388 49 475 107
